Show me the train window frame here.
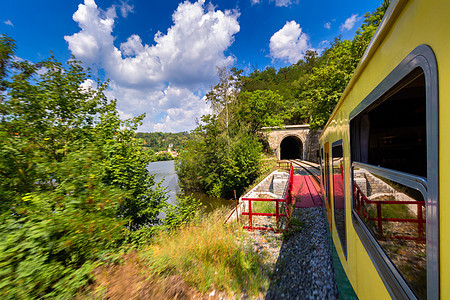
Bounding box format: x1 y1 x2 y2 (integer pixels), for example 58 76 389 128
332 140 347 259
349 45 439 299
323 142 333 231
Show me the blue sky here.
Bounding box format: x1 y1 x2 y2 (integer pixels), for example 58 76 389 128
1 0 382 132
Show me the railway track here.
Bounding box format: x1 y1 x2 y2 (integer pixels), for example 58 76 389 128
286 159 323 204
288 159 321 184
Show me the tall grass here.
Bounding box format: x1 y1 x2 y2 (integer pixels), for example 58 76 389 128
139 208 270 297
252 200 276 214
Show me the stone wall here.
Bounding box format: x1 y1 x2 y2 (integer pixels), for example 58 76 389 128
305 130 321 163
260 125 321 162
354 169 418 214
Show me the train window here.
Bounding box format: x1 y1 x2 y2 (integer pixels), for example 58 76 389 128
320 147 324 186
332 141 346 257
353 164 426 298
351 68 426 177
324 145 330 206
349 46 439 300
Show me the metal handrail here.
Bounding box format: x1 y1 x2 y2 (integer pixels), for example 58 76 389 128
354 182 425 242
243 163 295 231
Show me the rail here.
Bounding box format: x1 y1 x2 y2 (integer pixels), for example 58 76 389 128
293 159 320 171
354 183 425 242
290 160 321 185
242 162 295 231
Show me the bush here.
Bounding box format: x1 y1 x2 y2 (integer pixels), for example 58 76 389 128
0 36 167 298
164 194 202 231
176 115 262 199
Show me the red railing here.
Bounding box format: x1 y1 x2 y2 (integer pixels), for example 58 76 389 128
354 183 425 242
242 163 295 231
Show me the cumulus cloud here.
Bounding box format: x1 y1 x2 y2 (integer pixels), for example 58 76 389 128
152 94 212 132
65 0 239 132
106 83 211 132
4 20 14 26
340 14 360 31
324 22 331 29
269 21 310 64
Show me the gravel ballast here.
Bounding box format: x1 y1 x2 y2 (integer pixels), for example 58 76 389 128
244 206 340 299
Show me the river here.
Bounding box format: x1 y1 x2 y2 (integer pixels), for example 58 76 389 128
147 160 233 212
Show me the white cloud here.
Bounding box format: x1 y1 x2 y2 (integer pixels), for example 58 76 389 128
319 40 329 48
119 1 134 17
269 21 311 64
340 14 360 31
108 84 211 132
119 34 145 57
274 0 293 7
65 0 239 132
251 0 297 7
151 95 212 132
324 22 331 30
4 20 14 26
80 78 96 92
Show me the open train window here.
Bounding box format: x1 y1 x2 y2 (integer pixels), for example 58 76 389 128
349 46 438 300
332 140 346 258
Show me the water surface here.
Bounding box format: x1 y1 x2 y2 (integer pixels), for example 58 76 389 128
147 160 233 211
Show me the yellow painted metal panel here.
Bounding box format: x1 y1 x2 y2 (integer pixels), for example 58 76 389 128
320 0 450 298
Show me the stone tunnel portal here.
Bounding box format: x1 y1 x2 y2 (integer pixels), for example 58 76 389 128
280 136 303 160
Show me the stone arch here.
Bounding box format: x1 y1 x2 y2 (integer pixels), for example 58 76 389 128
279 135 303 159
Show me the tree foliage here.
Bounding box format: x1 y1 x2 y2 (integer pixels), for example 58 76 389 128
239 1 389 129
176 113 262 199
135 131 193 152
176 1 390 198
0 35 167 298
237 90 286 134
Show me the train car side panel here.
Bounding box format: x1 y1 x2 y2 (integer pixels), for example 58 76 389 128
319 0 449 298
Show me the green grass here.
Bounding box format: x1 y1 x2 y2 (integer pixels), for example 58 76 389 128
139 208 270 297
282 216 304 240
252 200 276 214
366 198 416 220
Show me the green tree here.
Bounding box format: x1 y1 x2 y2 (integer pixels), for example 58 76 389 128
0 35 166 298
176 113 262 199
298 1 390 129
205 67 242 138
237 90 286 133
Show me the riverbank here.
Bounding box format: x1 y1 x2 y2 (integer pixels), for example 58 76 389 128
147 160 233 211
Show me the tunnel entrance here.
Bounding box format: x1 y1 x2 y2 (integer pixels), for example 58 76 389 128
280 136 303 159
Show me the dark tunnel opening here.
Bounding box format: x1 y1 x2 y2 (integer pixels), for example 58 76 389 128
280 136 303 159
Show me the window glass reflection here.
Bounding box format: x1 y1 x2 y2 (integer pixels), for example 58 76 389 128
353 166 426 299
332 143 346 256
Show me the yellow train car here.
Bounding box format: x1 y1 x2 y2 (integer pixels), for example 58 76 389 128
319 0 449 299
